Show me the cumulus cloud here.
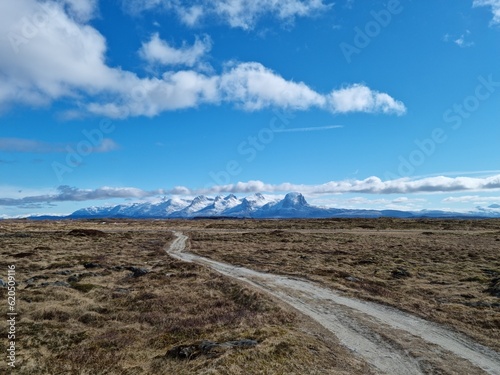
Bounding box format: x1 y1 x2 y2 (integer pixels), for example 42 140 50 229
91 63 404 117
123 0 329 29
86 71 220 118
473 0 500 25
0 1 405 118
328 84 407 115
139 33 212 67
0 137 119 153
0 0 125 108
219 62 326 111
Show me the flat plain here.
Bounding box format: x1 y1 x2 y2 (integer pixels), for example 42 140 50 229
0 218 499 374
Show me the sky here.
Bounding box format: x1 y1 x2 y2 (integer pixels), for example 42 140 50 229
1 0 500 217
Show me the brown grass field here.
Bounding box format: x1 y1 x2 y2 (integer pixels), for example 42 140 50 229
0 218 499 374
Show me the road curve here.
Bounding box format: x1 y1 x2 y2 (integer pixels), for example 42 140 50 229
167 231 500 375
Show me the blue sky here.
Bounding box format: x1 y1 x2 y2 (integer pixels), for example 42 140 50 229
1 0 500 217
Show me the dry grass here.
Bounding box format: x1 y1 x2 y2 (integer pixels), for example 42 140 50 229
189 218 500 353
0 220 369 374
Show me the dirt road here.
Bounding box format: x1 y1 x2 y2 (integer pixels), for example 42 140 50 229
167 231 500 375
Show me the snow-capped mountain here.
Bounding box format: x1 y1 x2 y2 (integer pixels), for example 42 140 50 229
223 193 280 217
59 192 500 219
253 192 327 218
195 194 241 216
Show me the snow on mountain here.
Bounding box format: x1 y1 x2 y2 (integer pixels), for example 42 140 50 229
71 197 191 218
224 193 280 217
253 192 335 218
63 192 500 219
196 194 241 216
172 195 215 217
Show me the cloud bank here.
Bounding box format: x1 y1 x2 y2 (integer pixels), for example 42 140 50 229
3 174 500 208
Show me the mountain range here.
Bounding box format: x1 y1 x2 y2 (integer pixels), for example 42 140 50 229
46 192 500 220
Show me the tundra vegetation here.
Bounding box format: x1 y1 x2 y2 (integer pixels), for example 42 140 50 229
0 218 499 374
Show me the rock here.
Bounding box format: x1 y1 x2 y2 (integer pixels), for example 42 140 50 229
55 270 73 276
83 262 101 269
54 281 71 287
391 268 411 279
486 278 500 297
345 276 360 283
24 275 49 284
126 266 149 277
67 275 80 283
482 269 500 277
0 279 6 288
166 344 199 359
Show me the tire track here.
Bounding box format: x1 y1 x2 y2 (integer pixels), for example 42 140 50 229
167 231 500 375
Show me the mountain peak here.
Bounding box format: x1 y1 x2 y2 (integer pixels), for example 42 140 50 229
192 195 208 203
282 192 308 207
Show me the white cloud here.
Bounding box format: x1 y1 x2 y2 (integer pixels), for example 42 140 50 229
473 0 500 25
191 174 500 195
139 33 212 67
454 36 474 48
5 174 500 208
328 84 407 115
177 5 204 26
124 0 329 29
218 63 405 114
0 1 405 118
211 0 328 29
87 71 220 118
0 0 125 108
453 30 474 48
219 62 326 110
